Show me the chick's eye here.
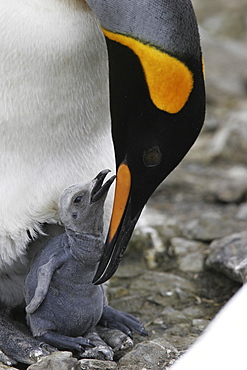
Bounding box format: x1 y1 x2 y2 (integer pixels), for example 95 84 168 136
74 195 83 204
143 146 162 167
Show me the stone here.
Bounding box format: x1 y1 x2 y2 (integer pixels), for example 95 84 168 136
128 270 197 309
128 207 180 269
160 307 190 325
171 238 208 272
200 28 247 103
118 338 179 370
193 0 247 41
206 231 247 283
27 351 79 370
95 327 133 354
181 306 206 320
209 168 247 204
164 323 191 338
0 349 18 369
128 226 166 269
137 206 180 242
129 270 196 295
237 203 247 220
207 108 247 164
191 319 210 334
182 212 235 242
0 364 18 370
79 359 117 370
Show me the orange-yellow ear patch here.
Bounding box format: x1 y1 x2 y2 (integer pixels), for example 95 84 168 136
103 29 194 114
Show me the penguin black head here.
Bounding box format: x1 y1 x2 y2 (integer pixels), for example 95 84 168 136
86 0 206 283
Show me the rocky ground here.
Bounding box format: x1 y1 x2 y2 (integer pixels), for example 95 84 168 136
2 0 247 369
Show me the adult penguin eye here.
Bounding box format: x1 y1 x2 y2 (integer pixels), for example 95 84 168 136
143 146 162 167
74 195 83 204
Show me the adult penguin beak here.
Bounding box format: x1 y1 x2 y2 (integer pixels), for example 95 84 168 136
93 161 137 284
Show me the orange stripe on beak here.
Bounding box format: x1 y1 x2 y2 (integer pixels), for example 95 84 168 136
108 162 131 242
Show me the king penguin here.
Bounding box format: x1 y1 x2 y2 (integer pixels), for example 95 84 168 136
0 0 205 365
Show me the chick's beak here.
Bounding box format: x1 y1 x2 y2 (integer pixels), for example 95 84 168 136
91 170 116 203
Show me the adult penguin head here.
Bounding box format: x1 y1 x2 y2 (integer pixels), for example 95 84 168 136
86 0 206 284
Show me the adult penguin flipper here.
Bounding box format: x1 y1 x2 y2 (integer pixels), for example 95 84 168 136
86 0 206 284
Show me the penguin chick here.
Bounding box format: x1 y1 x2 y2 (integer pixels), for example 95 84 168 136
25 170 114 351
24 170 146 353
